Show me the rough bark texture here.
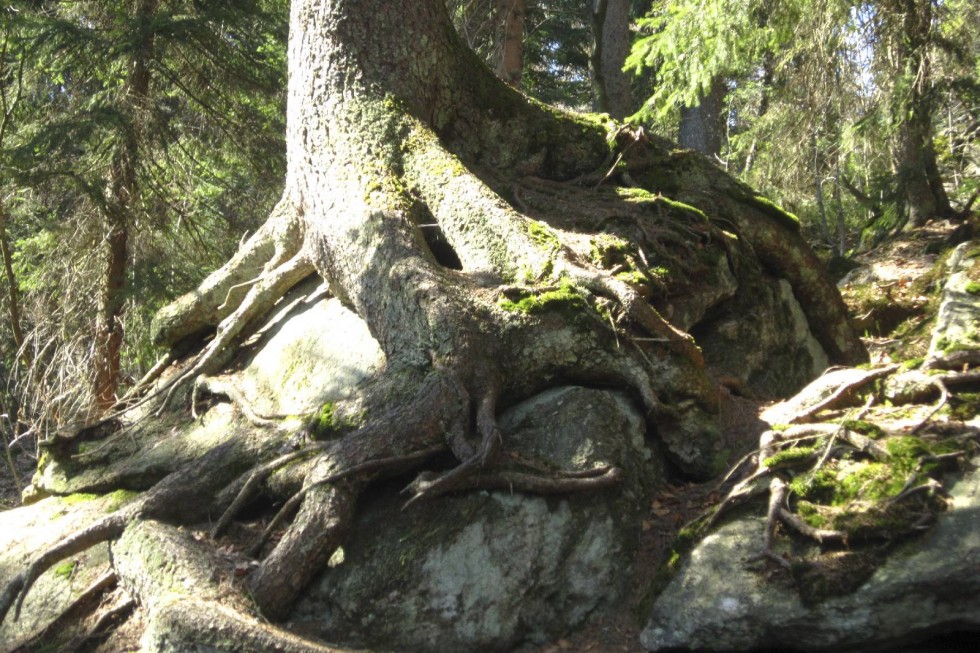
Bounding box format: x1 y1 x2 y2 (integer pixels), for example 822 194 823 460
591 0 634 119
887 0 952 227
678 76 726 158
0 1 867 650
494 0 525 87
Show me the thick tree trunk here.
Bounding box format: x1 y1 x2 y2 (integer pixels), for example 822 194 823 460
92 0 157 411
591 0 634 119
678 76 726 158
888 0 951 227
494 0 525 87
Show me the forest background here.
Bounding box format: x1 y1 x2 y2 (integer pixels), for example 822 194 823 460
1 0 977 472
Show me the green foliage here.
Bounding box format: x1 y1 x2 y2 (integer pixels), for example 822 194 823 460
0 0 289 437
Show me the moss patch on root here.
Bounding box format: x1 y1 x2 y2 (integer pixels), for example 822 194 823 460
497 281 589 316
311 403 367 440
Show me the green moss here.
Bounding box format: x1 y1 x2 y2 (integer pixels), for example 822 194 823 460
836 462 906 502
312 403 365 440
901 357 925 370
948 393 980 421
614 187 710 222
654 195 710 222
842 420 885 438
527 220 560 252
62 492 99 505
732 186 801 231
497 281 588 315
796 500 829 528
789 468 839 503
965 281 980 294
614 270 651 286
54 561 76 580
105 489 139 513
763 445 817 469
589 233 633 268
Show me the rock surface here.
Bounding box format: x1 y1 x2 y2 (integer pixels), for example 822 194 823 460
693 276 829 397
0 495 117 649
640 456 980 652
928 242 979 358
291 386 660 653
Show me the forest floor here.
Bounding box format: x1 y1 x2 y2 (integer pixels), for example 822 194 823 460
0 219 974 653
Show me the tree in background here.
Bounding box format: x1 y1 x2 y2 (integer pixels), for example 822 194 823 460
0 0 287 437
591 0 635 118
628 0 978 249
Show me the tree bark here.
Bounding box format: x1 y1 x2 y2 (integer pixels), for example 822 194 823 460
887 0 951 226
591 0 634 119
0 19 27 365
678 76 727 158
495 0 525 87
0 0 868 647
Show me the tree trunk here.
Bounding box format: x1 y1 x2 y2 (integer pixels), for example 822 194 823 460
0 202 25 360
591 0 634 119
888 0 951 227
678 76 726 158
0 0 867 648
494 0 525 87
0 20 27 365
91 0 157 411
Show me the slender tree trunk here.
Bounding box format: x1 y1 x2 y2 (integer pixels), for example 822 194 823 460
0 18 27 365
591 0 634 119
495 0 525 87
92 0 157 410
678 76 726 158
0 203 26 361
834 156 847 255
813 130 832 246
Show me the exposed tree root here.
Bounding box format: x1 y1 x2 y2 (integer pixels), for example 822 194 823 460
157 249 315 414
0 511 130 623
1 2 879 649
679 360 980 586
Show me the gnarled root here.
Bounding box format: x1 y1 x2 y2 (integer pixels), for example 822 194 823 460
113 519 351 653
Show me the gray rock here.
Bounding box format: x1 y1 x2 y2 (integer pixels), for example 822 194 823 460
0 496 115 649
928 242 980 359
237 280 384 417
291 386 659 652
640 457 980 651
694 276 829 397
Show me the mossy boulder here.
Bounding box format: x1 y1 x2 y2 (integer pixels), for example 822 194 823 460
640 456 980 652
291 386 661 652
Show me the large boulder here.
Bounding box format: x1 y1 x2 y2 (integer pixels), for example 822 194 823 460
640 455 980 651
290 386 661 652
928 241 980 359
